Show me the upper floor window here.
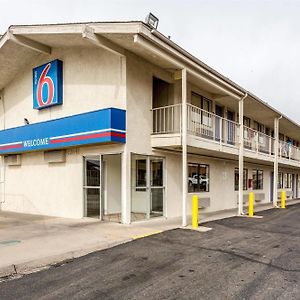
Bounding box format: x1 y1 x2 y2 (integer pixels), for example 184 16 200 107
191 92 212 112
243 117 251 128
253 121 265 133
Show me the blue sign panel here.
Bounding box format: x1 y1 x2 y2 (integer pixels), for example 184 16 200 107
0 108 126 154
33 59 63 110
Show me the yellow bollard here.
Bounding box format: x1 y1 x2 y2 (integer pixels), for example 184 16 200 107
192 195 199 229
281 191 286 209
248 192 254 217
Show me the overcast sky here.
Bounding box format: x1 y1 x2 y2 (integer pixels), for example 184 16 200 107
1 0 300 123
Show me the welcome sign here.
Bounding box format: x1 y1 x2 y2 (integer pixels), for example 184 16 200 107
0 108 126 154
33 59 63 110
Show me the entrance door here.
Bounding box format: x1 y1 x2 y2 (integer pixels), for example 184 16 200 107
150 158 164 217
83 156 101 218
131 155 165 220
215 105 223 141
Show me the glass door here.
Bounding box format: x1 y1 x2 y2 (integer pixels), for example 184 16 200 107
83 156 101 218
131 155 165 220
150 158 164 217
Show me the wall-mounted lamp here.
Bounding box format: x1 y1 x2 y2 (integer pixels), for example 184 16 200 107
24 118 30 125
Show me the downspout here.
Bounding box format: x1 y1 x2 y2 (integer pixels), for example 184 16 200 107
238 93 248 215
273 115 282 207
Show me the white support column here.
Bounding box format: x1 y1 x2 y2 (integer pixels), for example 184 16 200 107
182 68 188 227
273 117 280 207
238 93 247 215
121 147 131 224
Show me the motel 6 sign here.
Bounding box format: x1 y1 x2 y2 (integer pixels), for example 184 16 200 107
33 59 63 110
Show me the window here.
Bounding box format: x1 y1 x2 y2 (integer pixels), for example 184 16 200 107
136 159 146 191
285 173 292 188
278 172 283 189
191 92 202 108
243 117 251 127
191 92 212 127
253 169 263 190
234 168 248 191
188 163 209 193
253 121 265 133
202 97 211 112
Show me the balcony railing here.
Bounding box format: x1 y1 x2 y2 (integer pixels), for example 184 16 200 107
279 140 300 161
187 104 239 145
152 103 300 162
152 104 181 134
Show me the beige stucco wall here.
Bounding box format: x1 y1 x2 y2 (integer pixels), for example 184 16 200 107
1 46 126 130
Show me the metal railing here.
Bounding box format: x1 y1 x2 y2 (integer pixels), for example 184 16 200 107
243 126 275 155
152 104 181 134
152 103 300 162
187 104 239 145
279 140 300 161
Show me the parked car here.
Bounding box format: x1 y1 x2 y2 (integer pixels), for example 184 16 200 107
188 174 209 186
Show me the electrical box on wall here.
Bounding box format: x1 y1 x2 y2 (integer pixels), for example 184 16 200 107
5 154 22 166
44 150 66 163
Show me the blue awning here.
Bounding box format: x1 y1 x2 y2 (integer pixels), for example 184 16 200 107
0 108 126 154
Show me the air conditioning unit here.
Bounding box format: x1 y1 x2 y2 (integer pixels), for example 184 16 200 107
5 154 22 166
44 150 66 163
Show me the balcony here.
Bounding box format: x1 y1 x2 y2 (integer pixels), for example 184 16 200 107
152 103 300 165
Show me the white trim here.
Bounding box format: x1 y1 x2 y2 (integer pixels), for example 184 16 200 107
50 128 126 140
0 141 22 147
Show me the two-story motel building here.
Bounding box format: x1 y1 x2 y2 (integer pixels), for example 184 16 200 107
0 21 299 225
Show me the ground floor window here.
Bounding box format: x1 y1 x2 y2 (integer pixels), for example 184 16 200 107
284 173 292 188
234 168 248 190
188 163 209 192
278 172 283 188
253 169 263 190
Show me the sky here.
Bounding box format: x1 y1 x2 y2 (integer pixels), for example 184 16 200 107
1 0 300 123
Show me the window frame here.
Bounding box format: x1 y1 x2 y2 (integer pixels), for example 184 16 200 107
252 169 263 190
188 163 210 193
234 168 248 191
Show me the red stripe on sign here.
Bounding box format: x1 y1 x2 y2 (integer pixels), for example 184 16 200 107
50 131 125 144
0 143 22 150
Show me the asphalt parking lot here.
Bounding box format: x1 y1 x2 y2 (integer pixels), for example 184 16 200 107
0 204 299 300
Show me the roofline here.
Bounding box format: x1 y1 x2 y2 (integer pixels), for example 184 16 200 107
141 24 300 128
0 20 299 128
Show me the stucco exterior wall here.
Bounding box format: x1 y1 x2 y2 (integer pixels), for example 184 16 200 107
1 46 126 130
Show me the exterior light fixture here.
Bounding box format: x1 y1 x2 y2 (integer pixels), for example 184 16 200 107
145 13 159 30
24 118 30 125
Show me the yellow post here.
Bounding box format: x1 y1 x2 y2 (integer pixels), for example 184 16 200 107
192 195 198 229
281 191 286 209
248 192 254 217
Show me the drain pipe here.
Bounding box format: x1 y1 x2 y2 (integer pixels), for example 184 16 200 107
238 93 248 215
273 115 282 207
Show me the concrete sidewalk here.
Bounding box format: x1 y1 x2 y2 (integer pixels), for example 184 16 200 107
0 212 180 278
